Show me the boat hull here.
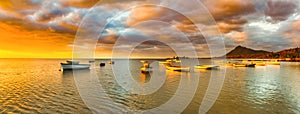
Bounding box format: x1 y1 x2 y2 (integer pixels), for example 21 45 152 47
141 67 152 73
246 64 256 67
166 66 190 72
233 64 256 67
255 62 266 66
194 65 219 70
266 62 280 65
233 64 246 67
61 64 90 70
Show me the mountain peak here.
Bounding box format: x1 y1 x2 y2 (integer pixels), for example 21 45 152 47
226 45 270 58
235 45 245 49
225 46 300 60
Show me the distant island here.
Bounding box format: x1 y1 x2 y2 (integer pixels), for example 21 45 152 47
226 45 300 61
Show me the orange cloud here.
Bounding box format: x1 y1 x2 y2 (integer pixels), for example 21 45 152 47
217 18 247 33
284 20 300 46
127 5 167 26
127 5 193 26
206 0 255 21
60 0 99 8
227 31 247 43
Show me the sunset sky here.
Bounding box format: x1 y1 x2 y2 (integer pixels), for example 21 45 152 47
0 0 299 58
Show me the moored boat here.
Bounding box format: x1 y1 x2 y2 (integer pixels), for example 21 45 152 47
166 65 190 72
233 64 246 67
246 64 256 67
140 61 152 73
164 63 190 72
141 67 152 73
233 63 256 67
255 62 266 66
194 65 220 70
60 60 90 70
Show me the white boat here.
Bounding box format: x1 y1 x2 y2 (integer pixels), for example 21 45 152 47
60 60 90 70
141 67 152 73
194 65 219 70
140 61 152 73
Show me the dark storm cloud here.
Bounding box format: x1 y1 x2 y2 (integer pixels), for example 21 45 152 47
265 0 298 22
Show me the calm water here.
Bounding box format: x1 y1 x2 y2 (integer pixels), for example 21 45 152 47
0 59 299 113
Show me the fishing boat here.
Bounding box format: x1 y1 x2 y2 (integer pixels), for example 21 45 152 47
246 64 256 67
233 64 246 67
159 57 184 64
60 60 90 70
255 62 266 66
194 65 220 70
164 63 190 72
140 61 152 73
166 66 190 72
233 63 256 67
141 67 152 73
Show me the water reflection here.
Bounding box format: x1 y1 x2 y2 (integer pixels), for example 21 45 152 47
62 69 90 76
140 73 151 83
209 62 300 114
0 59 300 113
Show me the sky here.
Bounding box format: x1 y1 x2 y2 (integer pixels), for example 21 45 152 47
0 0 299 58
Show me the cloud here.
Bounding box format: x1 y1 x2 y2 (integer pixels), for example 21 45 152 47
242 18 296 51
30 2 72 22
126 5 193 26
284 20 300 46
205 0 255 21
265 0 298 22
60 0 99 8
217 18 247 33
227 31 247 43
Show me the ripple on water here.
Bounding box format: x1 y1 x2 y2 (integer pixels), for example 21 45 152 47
1 59 300 113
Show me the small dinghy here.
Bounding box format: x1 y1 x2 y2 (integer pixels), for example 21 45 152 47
100 63 105 67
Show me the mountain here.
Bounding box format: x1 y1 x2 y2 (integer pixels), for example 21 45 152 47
226 45 271 58
262 47 300 59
